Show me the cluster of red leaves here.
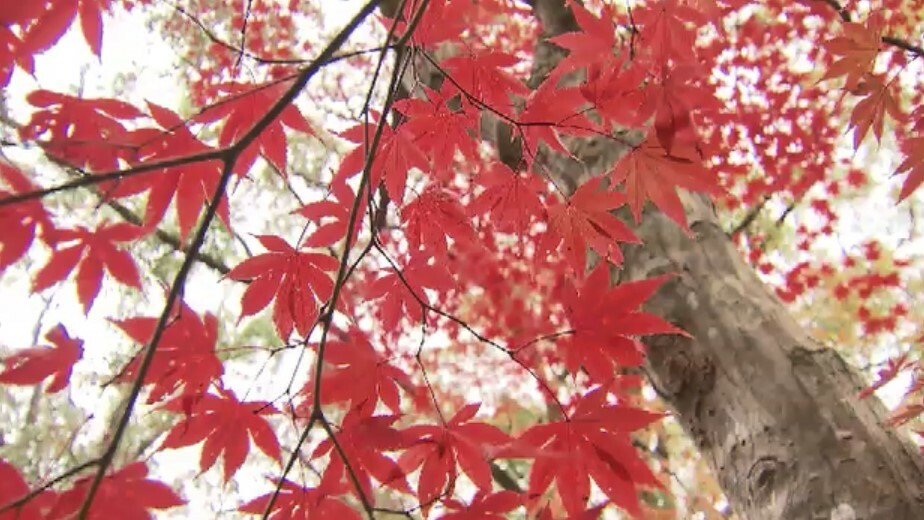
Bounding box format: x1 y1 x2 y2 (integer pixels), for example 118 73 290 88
2 0 924 518
0 460 184 520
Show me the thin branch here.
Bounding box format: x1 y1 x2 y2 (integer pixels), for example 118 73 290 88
0 458 100 514
728 196 769 236
105 199 230 274
264 2 433 517
261 0 404 517
74 1 379 514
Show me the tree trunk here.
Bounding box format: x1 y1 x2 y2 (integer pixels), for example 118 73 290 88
525 0 924 518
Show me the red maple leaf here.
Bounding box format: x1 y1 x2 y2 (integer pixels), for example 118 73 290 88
440 51 529 118
398 403 511 509
366 254 455 332
335 111 429 205
579 60 646 129
0 2 47 86
160 387 281 482
560 263 687 381
896 136 924 201
0 459 58 519
513 386 664 518
380 0 469 48
401 184 476 258
195 80 315 176
633 0 705 67
109 101 230 240
518 78 594 161
821 13 884 91
312 411 411 500
226 235 339 341
0 160 51 271
393 84 480 179
439 490 522 520
239 468 359 520
634 63 713 153
18 0 110 58
540 176 638 275
847 74 902 149
548 0 619 76
32 222 143 313
113 301 224 404
609 136 720 231
47 462 184 519
859 352 914 399
469 161 545 235
305 327 416 416
0 324 83 393
294 179 366 249
19 89 143 172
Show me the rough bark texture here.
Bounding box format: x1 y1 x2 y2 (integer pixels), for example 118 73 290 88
525 1 924 518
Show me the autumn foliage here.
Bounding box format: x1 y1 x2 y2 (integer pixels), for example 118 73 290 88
1 0 924 518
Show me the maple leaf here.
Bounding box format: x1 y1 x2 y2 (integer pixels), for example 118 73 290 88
560 263 687 381
847 74 902 149
859 352 914 399
294 179 366 248
548 0 618 76
518 78 594 160
895 136 924 201
579 60 647 129
512 386 664 518
0 459 58 519
306 327 416 416
439 490 522 520
440 51 529 118
108 101 229 240
632 0 705 66
160 387 281 482
239 472 360 520
401 184 477 258
47 462 184 519
313 411 411 500
226 235 339 341
335 111 429 205
821 14 884 91
195 80 315 176
18 0 110 58
469 161 545 235
0 3 47 86
0 161 51 271
113 301 224 404
393 84 480 179
634 63 713 153
366 254 455 333
32 222 143 313
540 176 638 275
380 0 469 48
398 403 511 511
19 89 143 172
0 324 83 393
609 136 719 231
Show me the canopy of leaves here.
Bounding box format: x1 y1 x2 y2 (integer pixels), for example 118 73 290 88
1 0 923 519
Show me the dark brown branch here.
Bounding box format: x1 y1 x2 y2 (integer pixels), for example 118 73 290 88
73 1 384 515
262 0 410 517
0 458 100 514
105 199 230 274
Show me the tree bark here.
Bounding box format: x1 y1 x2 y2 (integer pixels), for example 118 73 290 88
524 0 924 518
